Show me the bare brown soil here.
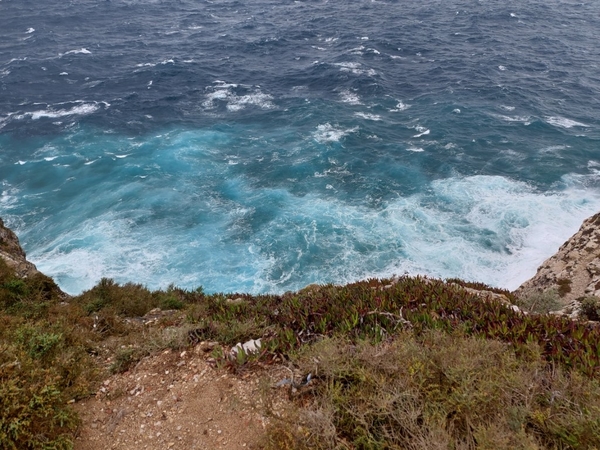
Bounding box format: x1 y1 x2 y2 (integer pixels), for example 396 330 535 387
74 345 287 450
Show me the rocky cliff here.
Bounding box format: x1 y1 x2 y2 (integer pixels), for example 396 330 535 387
0 218 40 278
515 211 600 305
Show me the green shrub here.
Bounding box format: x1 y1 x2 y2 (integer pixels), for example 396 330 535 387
517 288 562 314
14 324 63 361
77 278 157 317
557 278 572 297
0 345 79 449
110 347 137 374
159 295 185 310
580 296 600 321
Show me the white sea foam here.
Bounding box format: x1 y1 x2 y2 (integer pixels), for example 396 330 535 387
328 175 600 292
539 144 570 154
498 65 507 71
545 116 589 129
7 57 27 65
338 90 361 105
202 82 274 111
226 92 274 111
348 46 365 55
135 59 174 68
314 163 352 178
333 61 377 76
354 112 382 121
389 100 410 112
313 123 358 143
21 103 100 120
406 147 424 152
60 72 68 76
491 113 532 124
412 126 430 138
62 48 92 56
500 105 515 111
26 27 35 33
0 185 20 212
17 168 600 296
334 62 361 70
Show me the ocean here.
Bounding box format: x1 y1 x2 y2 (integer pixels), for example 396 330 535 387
1 0 599 295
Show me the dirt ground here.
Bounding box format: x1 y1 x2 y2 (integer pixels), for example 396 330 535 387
74 343 289 450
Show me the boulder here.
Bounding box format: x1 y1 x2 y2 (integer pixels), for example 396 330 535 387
0 217 40 278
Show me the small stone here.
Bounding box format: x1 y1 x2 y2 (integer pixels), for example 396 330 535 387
226 297 245 305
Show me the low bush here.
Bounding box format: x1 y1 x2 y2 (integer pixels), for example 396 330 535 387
557 278 573 297
264 332 600 449
580 296 600 321
516 288 562 314
0 346 78 450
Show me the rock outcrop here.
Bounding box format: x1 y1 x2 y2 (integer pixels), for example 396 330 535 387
515 211 600 304
0 217 40 278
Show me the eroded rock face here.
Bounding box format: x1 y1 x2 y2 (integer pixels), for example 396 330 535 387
0 218 40 278
515 212 600 304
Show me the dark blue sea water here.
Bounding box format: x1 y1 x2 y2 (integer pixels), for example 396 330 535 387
1 0 600 295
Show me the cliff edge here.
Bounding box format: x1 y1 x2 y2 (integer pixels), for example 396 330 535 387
0 218 40 278
515 211 600 305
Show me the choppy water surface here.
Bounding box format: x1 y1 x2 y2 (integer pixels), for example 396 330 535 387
1 0 599 294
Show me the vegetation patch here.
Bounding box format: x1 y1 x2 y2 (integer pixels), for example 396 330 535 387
3 263 600 448
557 278 573 297
579 296 600 321
264 333 600 449
516 288 562 314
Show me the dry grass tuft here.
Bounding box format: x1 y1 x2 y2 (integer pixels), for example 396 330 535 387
265 332 600 449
